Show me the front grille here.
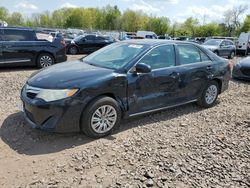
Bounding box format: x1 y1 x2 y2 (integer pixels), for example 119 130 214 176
25 85 41 99
241 68 250 76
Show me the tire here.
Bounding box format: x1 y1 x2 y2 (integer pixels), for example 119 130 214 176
228 51 235 59
197 81 219 108
80 96 121 138
37 53 55 68
68 46 78 55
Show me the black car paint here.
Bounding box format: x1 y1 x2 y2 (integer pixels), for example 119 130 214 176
67 35 114 54
232 56 250 80
0 28 67 67
21 40 230 133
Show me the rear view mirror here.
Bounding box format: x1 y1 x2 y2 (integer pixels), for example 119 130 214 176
134 63 151 73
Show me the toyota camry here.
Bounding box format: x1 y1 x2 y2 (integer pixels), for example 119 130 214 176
21 40 231 138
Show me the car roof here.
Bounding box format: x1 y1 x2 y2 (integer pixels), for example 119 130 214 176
120 39 199 47
1 27 35 31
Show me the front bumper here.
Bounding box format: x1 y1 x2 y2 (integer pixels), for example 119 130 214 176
232 66 250 81
21 88 85 133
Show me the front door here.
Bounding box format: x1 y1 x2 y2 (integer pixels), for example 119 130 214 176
1 29 34 66
127 44 181 115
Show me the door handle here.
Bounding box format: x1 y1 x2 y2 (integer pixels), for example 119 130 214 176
4 45 12 48
207 65 212 70
170 72 180 79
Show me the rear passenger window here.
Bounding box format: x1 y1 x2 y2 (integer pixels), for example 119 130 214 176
177 45 201 65
139 45 175 69
3 30 36 41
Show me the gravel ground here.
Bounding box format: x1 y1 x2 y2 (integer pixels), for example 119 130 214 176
0 56 249 188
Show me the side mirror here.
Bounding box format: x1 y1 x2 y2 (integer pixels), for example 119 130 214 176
134 63 151 74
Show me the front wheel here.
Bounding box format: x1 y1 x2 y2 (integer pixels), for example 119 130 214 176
80 97 121 138
197 81 219 108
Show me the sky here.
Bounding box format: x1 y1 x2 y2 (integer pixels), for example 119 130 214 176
1 0 249 23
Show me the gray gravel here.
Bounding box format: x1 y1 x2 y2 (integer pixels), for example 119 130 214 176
0 56 249 187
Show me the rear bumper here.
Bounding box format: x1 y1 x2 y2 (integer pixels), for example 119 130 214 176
56 54 67 63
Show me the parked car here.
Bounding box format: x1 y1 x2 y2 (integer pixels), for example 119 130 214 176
232 56 250 80
0 27 67 68
236 32 250 56
21 40 230 138
136 31 157 39
202 39 236 59
67 34 114 54
158 35 171 40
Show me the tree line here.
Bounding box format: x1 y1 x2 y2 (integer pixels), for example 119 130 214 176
0 5 249 37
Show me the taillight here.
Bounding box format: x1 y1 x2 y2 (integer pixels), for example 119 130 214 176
61 39 66 47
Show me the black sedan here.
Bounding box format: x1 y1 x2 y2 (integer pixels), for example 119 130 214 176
21 40 231 138
67 34 115 55
232 56 250 80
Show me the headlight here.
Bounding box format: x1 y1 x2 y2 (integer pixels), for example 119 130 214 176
36 89 78 102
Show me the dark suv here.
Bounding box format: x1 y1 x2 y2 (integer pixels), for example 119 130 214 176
0 27 67 68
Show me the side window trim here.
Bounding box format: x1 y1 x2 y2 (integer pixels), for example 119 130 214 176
176 44 202 66
128 44 176 73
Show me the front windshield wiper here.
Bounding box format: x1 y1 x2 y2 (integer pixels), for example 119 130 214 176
82 61 116 70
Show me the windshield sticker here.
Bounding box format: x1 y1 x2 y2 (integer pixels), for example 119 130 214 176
128 44 143 49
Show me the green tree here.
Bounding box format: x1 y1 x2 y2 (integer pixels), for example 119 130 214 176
8 12 24 26
240 15 250 33
0 7 9 20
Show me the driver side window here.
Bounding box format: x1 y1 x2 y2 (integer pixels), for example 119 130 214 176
139 45 175 70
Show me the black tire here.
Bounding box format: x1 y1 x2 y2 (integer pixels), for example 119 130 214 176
68 45 78 55
80 96 121 138
37 53 55 68
197 81 219 108
228 51 235 59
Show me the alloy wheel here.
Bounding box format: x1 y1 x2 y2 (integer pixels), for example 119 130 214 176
91 105 117 134
205 85 218 105
40 55 53 67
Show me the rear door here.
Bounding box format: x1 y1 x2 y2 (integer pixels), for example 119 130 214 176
0 29 3 64
237 33 249 51
2 29 36 66
127 44 181 115
174 44 213 101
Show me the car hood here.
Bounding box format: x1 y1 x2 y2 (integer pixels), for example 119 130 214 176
238 56 250 68
201 45 218 50
27 61 115 89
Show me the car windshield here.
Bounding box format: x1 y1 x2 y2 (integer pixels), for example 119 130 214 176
204 39 221 46
73 35 84 42
82 43 146 70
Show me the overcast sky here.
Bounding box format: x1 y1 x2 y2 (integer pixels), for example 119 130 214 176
1 0 249 23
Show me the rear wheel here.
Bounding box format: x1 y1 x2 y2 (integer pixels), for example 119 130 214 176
37 53 54 68
68 46 78 55
80 96 121 138
228 51 235 59
197 81 219 108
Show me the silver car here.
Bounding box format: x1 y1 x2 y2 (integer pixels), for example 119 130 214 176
202 39 236 59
